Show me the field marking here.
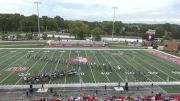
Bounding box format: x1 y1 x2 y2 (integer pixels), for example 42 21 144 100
136 51 178 81
126 51 165 82
77 51 84 84
0 51 25 72
0 50 10 56
53 51 64 71
48 51 64 84
0 48 149 51
0 50 31 83
107 51 134 82
98 50 125 82
14 50 48 85
144 51 180 71
115 52 139 81
138 51 178 81
155 49 180 59
107 51 130 82
127 51 166 81
38 50 57 75
84 50 96 83
1 82 180 89
0 44 43 46
0 50 20 65
64 50 72 84
134 58 164 82
92 51 111 82
157 86 168 94
143 52 180 80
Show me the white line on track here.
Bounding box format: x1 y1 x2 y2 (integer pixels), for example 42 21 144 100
0 48 150 51
98 50 124 82
85 50 96 83
64 50 71 84
128 53 165 82
125 51 165 81
38 50 57 75
0 50 20 65
115 52 138 81
108 51 127 71
0 51 24 72
0 51 12 61
0 50 10 56
92 51 110 82
14 50 48 85
77 50 84 84
0 50 31 83
136 51 178 81
144 51 180 71
48 51 64 84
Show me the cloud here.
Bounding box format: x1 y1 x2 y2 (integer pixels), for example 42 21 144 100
0 0 179 24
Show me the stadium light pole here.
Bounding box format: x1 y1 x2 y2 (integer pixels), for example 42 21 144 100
34 1 41 38
112 7 118 41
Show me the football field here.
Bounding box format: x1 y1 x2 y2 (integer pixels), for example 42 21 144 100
0 48 179 86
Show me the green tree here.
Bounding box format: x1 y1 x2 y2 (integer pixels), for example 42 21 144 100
54 16 64 31
52 34 55 39
69 21 89 40
162 32 172 40
26 33 33 40
42 33 47 40
91 27 102 41
1 33 8 40
57 37 61 41
16 34 21 40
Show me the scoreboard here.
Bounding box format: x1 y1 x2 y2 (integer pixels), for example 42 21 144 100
146 29 156 41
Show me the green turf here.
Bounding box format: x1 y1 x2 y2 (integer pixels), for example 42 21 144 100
0 41 45 48
160 85 180 93
108 45 147 49
0 49 179 86
162 50 180 57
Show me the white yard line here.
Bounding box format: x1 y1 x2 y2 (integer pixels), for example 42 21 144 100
0 48 149 51
77 51 84 83
145 51 180 71
93 51 111 82
116 53 138 81
64 50 72 84
38 50 57 75
0 44 43 46
1 82 180 89
128 51 166 81
137 52 178 81
0 50 20 65
0 51 31 83
108 52 127 71
54 52 64 71
14 50 47 85
131 54 165 82
0 50 10 56
0 51 24 72
99 50 124 82
155 49 180 59
85 50 96 83
48 51 64 84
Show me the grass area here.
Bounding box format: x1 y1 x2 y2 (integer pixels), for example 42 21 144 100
160 85 180 93
0 41 46 48
109 45 147 49
0 49 179 85
0 45 45 48
162 50 180 57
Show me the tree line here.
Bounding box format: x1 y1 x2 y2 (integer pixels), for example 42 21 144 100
0 13 180 40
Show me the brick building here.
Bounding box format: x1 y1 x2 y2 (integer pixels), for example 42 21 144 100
163 39 180 51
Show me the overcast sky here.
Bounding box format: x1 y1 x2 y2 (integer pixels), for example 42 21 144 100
0 0 180 24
